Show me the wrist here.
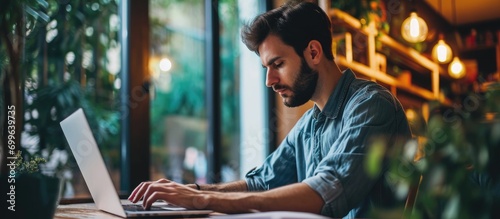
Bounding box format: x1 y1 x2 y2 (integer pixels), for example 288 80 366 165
187 183 200 190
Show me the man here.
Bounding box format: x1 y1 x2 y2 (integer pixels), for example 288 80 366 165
129 1 412 218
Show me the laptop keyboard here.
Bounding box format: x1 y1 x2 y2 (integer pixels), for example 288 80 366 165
122 204 166 211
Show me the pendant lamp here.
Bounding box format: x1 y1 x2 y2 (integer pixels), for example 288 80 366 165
448 57 466 79
447 0 466 79
432 34 453 63
401 11 428 43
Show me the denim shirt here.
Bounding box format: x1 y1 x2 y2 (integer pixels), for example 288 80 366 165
245 69 412 218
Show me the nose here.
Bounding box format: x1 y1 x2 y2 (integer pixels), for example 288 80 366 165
265 68 279 88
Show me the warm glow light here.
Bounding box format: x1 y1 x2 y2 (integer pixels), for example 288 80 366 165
159 58 172 72
409 18 420 38
401 12 428 43
432 39 452 63
406 108 417 122
448 57 466 79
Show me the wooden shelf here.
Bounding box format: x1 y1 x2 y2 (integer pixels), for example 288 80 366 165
322 5 451 106
339 57 432 97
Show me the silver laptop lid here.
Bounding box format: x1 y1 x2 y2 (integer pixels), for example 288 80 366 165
60 108 127 217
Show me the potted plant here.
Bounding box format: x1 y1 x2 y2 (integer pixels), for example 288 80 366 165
1 0 49 176
23 79 121 195
1 151 62 219
376 83 500 218
2 0 122 205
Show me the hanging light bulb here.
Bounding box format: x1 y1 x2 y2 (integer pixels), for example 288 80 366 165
401 12 428 43
448 57 466 79
432 34 453 63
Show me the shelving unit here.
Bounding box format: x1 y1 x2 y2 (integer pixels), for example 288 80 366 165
319 1 451 106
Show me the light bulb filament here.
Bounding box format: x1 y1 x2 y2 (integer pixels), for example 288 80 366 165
409 17 420 38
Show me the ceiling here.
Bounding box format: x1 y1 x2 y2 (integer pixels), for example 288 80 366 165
424 0 500 25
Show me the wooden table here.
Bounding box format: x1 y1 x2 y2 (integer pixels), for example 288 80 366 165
55 201 218 219
55 203 122 219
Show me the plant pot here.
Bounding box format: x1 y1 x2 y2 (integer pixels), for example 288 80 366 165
1 173 62 219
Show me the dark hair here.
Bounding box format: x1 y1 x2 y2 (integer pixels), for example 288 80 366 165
241 1 334 61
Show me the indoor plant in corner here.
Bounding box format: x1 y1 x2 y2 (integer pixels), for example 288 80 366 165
382 83 500 219
1 151 62 219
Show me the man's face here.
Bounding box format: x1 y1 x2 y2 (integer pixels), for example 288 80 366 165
258 35 318 107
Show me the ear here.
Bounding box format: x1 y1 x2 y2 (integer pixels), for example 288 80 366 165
304 40 323 64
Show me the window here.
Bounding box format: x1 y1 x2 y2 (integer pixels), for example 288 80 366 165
149 0 208 183
149 0 269 184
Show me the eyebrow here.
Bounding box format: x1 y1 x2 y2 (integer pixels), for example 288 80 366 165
262 56 281 68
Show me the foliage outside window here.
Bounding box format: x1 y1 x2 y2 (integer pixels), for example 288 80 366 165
149 0 241 183
1 0 121 198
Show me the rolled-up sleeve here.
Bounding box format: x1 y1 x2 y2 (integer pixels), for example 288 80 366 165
304 90 404 217
245 131 299 191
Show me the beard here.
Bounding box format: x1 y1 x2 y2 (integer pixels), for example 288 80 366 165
274 58 318 107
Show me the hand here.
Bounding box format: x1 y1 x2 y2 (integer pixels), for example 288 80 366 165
128 178 210 210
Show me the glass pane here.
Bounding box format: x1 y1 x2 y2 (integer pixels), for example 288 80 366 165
12 0 122 199
149 0 268 184
236 0 268 178
219 0 241 182
149 0 208 184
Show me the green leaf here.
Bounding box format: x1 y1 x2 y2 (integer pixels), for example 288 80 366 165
25 5 49 23
36 0 49 9
365 138 386 178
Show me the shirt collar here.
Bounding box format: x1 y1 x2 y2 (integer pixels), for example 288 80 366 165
313 68 355 119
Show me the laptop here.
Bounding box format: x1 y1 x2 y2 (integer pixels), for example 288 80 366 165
60 108 213 217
